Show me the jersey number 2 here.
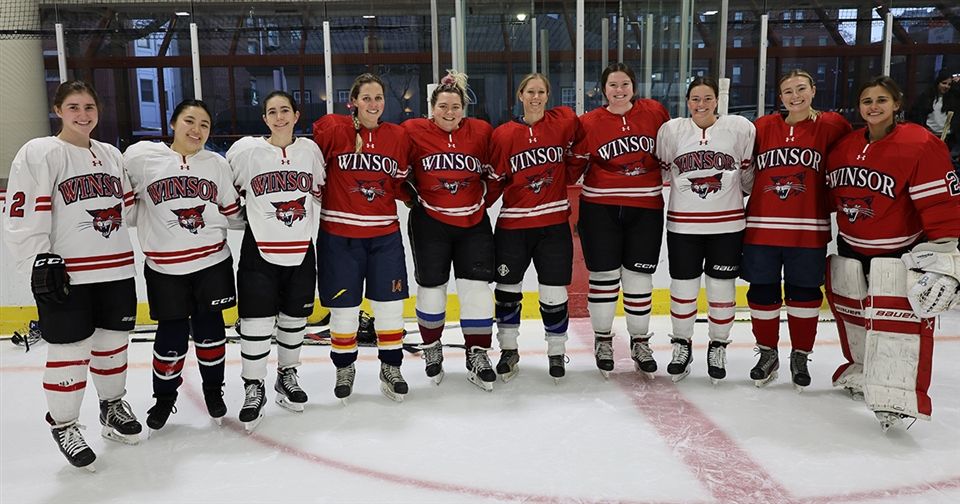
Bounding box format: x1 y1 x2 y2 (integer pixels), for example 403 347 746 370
8 191 26 217
947 171 960 197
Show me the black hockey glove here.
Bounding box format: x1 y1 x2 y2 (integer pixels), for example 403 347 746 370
31 253 70 304
403 180 421 209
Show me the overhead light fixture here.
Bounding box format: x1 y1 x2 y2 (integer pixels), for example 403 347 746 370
175 11 190 16
516 13 527 21
703 10 718 15
363 15 376 19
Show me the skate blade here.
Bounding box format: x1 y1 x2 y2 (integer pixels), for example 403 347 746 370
244 415 264 433
275 396 306 413
710 377 723 386
467 375 494 392
212 417 223 426
599 369 610 380
379 382 406 402
430 370 445 386
753 371 779 388
793 383 806 394
670 369 691 383
147 428 161 440
101 426 141 445
553 376 563 385
81 463 97 473
499 367 519 383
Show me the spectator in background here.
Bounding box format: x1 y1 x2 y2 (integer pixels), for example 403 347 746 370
908 68 960 168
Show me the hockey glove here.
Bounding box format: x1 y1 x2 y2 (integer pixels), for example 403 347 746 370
402 180 421 209
31 253 70 304
901 239 960 318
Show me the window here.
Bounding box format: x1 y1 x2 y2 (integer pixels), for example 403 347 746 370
783 38 791 47
794 36 804 46
796 10 804 21
337 89 350 103
561 87 576 108
817 64 827 81
734 11 743 22
139 79 154 102
732 65 742 84
293 90 313 104
819 36 828 46
733 37 742 48
783 11 792 21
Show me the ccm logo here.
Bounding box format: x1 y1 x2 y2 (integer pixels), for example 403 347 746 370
34 257 64 267
211 297 235 306
633 262 657 270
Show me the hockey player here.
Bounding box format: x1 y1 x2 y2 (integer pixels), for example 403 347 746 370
825 76 960 432
226 91 324 430
570 63 670 378
488 73 579 382
124 99 242 431
402 71 498 391
4 80 141 470
311 74 410 402
656 76 756 384
744 70 851 389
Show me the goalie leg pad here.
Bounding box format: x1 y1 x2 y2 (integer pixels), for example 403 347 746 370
826 255 868 389
863 258 934 419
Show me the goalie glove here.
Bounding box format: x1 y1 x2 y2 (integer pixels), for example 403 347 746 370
901 239 960 318
31 253 70 304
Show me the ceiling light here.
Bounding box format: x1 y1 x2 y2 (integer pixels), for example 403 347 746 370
175 11 190 16
363 15 376 19
517 13 527 22
703 10 718 15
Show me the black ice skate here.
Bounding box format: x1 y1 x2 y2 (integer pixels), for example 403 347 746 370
275 367 308 412
667 337 692 383
202 383 227 425
750 345 780 388
548 354 568 383
419 340 445 385
99 396 142 444
47 413 96 471
379 363 408 402
790 349 812 392
496 349 520 383
239 379 266 432
466 347 496 392
594 336 614 379
334 363 356 404
706 340 730 385
146 392 178 434
630 336 657 378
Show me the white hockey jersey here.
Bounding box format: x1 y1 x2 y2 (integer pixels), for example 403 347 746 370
124 141 241 275
656 115 756 234
3 136 136 285
226 136 325 266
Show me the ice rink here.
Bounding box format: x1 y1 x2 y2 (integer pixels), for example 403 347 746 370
1 313 959 504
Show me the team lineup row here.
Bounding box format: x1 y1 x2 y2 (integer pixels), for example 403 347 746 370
4 63 960 472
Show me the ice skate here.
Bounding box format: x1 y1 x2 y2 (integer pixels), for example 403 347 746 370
379 363 408 402
667 337 692 383
334 363 356 404
466 347 496 392
875 411 911 433
275 367 308 412
47 413 96 471
495 349 519 382
145 392 178 435
419 340 445 385
594 336 614 379
239 379 266 432
630 336 657 378
789 349 812 392
750 345 780 388
548 354 568 384
99 396 142 445
706 340 730 385
202 383 227 425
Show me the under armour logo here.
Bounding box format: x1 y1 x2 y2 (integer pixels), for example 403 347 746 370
180 164 190 170
528 137 538 144
280 159 291 165
699 139 709 146
621 125 631 132
856 154 867 161
785 136 796 143
91 159 102 167
447 142 456 148
365 143 375 149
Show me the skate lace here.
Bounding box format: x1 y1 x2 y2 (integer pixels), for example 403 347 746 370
242 382 264 409
670 340 690 364
631 340 654 362
381 364 404 383
595 340 614 361
468 349 493 372
107 399 137 425
548 355 569 366
280 369 304 393
336 365 356 386
57 422 90 456
754 347 778 371
708 344 727 368
790 351 810 373
420 343 443 366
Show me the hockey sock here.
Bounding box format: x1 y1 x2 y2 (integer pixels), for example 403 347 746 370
494 283 523 350
416 284 447 346
371 300 404 366
240 316 275 381
621 269 653 338
669 278 700 339
747 283 782 349
457 278 494 349
705 276 736 342
276 312 306 370
89 328 129 401
329 306 359 368
588 269 620 337
785 284 823 353
44 338 93 423
539 284 569 356
153 318 190 394
191 311 227 387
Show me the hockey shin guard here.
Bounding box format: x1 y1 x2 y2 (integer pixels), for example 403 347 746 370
240 317 275 381
457 278 494 349
669 278 700 339
587 269 620 337
747 283 782 349
276 313 306 370
44 338 93 423
494 283 523 350
539 284 569 356
329 307 359 368
89 329 129 402
705 276 736 342
371 300 405 366
416 284 447 346
153 319 190 394
621 269 653 338
190 311 227 388
784 284 822 353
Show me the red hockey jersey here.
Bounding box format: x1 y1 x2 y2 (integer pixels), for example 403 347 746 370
489 107 579 230
312 114 410 239
745 111 851 248
570 99 670 208
403 117 494 228
826 123 960 256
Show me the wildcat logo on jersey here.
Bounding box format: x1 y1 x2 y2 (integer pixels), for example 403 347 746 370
838 196 875 223
765 172 806 200
81 203 122 238
525 173 554 194
58 173 123 205
509 146 564 173
147 176 219 205
690 173 723 199
170 205 206 234
620 161 649 177
250 171 312 197
271 196 307 227
351 178 387 202
597 135 655 160
433 178 470 195
674 151 737 174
